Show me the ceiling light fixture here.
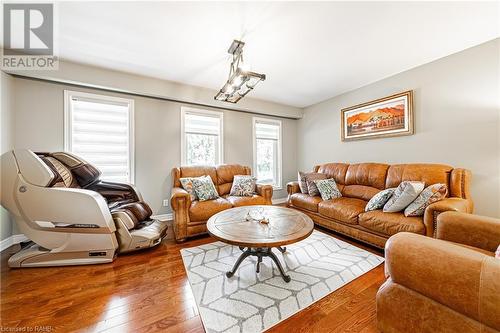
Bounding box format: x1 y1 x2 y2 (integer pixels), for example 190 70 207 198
215 40 266 103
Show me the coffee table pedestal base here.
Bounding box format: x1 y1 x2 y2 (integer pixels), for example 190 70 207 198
226 246 291 283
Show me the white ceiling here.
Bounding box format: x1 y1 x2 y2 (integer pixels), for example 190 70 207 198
57 1 499 108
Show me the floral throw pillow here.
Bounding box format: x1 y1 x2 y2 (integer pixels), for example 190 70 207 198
365 188 396 212
192 175 219 201
383 181 425 213
404 183 448 217
230 175 257 197
306 173 327 196
314 178 342 201
179 177 199 201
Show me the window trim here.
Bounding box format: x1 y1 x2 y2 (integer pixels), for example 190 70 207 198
252 117 283 190
63 90 135 184
180 106 224 166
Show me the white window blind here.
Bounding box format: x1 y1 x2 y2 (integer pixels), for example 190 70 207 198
64 91 134 184
182 108 223 166
253 118 282 188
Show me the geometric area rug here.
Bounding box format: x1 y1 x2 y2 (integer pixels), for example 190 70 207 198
180 230 384 333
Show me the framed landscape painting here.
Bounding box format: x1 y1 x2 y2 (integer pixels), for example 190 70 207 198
341 90 414 141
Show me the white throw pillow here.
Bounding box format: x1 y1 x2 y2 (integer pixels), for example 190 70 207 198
404 183 447 217
383 181 425 213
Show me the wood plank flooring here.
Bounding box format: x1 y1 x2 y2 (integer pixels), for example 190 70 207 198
0 223 385 333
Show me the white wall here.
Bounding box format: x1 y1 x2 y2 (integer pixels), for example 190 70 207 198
1 60 300 241
9 77 297 214
0 72 14 240
7 60 303 119
297 39 500 217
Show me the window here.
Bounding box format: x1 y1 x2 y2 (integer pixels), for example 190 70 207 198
253 117 282 188
64 90 134 183
181 107 223 166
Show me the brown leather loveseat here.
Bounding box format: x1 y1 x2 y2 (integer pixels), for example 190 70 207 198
287 163 472 248
170 164 273 242
377 212 500 332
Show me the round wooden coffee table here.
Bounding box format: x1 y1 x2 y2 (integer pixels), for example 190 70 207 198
207 205 314 282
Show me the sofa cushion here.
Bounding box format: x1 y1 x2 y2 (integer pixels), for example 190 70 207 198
342 185 380 201
290 193 322 212
359 210 425 236
385 164 453 189
226 195 267 207
345 163 389 190
189 198 232 222
315 163 349 185
216 164 250 195
176 166 218 186
318 197 367 224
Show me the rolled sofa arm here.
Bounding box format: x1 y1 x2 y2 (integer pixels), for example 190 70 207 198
423 197 473 237
436 211 500 253
256 184 273 205
383 232 500 330
170 187 191 211
170 187 191 242
287 181 300 196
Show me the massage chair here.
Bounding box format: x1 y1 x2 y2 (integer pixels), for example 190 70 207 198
0 149 168 267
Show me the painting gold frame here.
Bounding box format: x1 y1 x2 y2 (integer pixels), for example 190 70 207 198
341 90 414 141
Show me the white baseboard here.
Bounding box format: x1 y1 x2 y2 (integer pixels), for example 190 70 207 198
151 213 173 221
272 197 288 204
0 234 29 252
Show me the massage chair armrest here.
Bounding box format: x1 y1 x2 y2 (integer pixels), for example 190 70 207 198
436 212 500 253
170 187 191 211
87 181 142 204
384 233 500 328
423 197 473 237
256 184 273 204
17 183 115 233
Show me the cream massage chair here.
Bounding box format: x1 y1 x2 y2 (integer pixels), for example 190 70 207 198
0 149 168 267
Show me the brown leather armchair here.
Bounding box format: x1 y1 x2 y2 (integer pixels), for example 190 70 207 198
377 212 500 333
170 164 273 242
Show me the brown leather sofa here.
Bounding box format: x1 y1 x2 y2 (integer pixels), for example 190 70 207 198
170 164 273 242
377 212 500 333
287 163 472 248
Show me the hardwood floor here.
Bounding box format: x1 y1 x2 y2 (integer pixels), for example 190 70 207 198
0 223 385 333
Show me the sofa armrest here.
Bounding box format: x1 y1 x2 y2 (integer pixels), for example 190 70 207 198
256 184 273 204
436 211 500 253
287 181 300 196
385 233 500 328
170 187 191 211
423 197 473 237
